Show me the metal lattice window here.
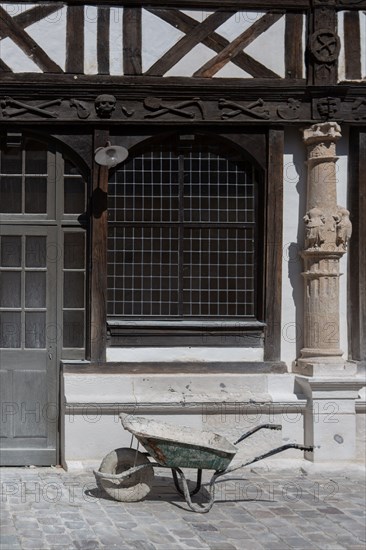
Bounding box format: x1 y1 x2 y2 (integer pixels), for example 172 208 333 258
107 136 261 319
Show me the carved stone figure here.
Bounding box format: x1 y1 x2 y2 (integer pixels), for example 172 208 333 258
316 97 339 121
334 206 352 250
95 94 116 118
303 208 326 249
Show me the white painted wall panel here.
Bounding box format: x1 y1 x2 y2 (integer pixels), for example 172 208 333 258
84 5 98 75
215 61 251 78
281 129 306 368
141 9 184 73
216 11 264 41
181 9 215 23
106 347 263 362
245 15 285 78
338 11 346 81
26 6 67 71
0 37 42 72
0 3 36 17
361 11 366 79
109 7 123 75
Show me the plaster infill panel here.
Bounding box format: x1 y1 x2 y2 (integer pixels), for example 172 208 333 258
63 373 270 406
281 130 306 367
106 347 263 363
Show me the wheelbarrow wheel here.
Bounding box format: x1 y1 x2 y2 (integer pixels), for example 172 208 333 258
97 448 154 502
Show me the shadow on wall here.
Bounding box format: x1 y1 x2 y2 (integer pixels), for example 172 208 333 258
284 128 307 359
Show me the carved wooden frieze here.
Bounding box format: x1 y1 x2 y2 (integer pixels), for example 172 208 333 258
1 93 365 123
0 97 62 118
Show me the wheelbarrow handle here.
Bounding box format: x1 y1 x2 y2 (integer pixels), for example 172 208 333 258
234 423 282 445
216 443 314 478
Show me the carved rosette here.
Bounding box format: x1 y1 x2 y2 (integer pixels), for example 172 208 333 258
300 122 351 363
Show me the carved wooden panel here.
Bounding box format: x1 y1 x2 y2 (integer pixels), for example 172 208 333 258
0 3 306 79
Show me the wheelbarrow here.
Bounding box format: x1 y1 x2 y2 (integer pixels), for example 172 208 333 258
94 413 313 513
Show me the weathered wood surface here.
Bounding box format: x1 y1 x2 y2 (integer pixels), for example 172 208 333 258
123 8 142 75
194 12 284 78
0 5 63 73
66 6 84 74
148 8 280 78
90 129 110 363
97 7 110 75
285 12 303 79
0 4 61 39
145 11 235 76
264 129 284 362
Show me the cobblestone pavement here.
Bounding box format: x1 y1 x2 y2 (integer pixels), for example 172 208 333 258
1 466 365 550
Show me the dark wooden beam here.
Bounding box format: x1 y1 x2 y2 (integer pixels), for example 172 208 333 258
90 129 110 364
285 12 303 79
0 1 312 8
308 5 338 85
0 58 11 72
145 10 235 76
0 5 62 39
348 129 366 364
97 6 110 75
264 129 284 362
66 5 84 73
148 8 280 78
344 11 362 80
123 7 142 75
0 6 63 73
195 12 284 78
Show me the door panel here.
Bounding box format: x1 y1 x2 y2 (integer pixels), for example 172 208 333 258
0 226 58 465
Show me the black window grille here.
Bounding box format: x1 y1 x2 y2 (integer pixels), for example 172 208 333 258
107 135 262 320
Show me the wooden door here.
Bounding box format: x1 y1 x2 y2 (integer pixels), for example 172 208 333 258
0 226 58 465
0 136 87 465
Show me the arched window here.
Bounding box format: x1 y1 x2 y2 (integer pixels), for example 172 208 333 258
107 134 264 333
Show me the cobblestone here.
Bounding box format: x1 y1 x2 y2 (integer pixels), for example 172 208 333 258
0 467 365 549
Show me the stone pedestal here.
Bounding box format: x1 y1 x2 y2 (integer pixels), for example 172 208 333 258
296 376 364 462
294 123 363 462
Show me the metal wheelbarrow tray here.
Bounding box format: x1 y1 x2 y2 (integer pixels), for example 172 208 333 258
94 413 313 513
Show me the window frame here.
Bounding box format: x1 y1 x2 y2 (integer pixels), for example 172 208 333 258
106 131 268 347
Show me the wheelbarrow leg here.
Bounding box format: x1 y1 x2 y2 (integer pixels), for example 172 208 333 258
172 468 202 497
173 468 216 513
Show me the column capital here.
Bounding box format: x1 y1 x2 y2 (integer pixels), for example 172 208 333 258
303 122 341 145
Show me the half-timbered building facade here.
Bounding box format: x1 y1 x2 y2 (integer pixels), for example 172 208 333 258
0 1 365 467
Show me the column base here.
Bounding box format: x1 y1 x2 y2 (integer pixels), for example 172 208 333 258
295 374 365 462
294 358 357 377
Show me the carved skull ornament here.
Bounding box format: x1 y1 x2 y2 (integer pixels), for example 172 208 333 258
95 94 116 118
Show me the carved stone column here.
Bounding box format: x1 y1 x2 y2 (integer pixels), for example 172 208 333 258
296 122 353 376
294 122 364 463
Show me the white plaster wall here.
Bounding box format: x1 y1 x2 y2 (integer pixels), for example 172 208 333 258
281 128 306 368
0 3 66 72
109 7 123 75
361 12 366 79
84 5 98 75
106 347 263 363
338 11 346 82
0 5 301 79
62 371 307 463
